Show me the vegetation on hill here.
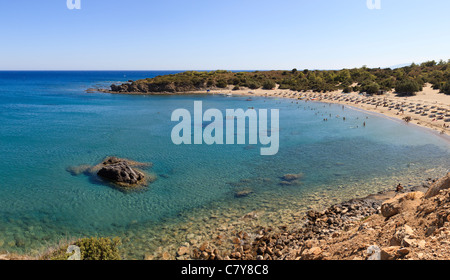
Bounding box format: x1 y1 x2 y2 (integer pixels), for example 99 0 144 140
43 237 122 260
109 60 450 96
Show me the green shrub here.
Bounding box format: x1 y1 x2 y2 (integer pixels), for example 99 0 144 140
216 80 228 88
343 86 352 93
395 79 422 96
262 80 276 90
233 85 240 91
278 84 291 90
45 237 122 260
362 82 380 95
248 82 260 90
441 81 450 95
75 237 122 260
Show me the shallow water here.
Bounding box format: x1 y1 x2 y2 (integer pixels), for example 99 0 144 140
0 71 449 257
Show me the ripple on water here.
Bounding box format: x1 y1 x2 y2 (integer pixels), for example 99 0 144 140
0 89 449 257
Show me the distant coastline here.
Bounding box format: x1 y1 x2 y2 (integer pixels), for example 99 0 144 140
97 64 450 135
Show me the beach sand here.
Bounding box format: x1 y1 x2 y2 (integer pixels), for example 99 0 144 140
206 84 450 136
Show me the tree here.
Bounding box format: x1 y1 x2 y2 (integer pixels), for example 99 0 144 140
262 80 276 90
248 82 260 89
441 81 450 95
395 79 422 96
216 79 228 88
362 82 380 95
337 69 351 83
343 86 352 93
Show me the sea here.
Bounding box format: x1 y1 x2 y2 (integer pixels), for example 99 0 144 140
0 71 449 258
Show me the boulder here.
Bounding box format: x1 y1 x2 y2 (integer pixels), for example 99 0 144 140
381 192 424 218
301 247 323 260
380 246 409 260
390 225 416 246
98 162 145 186
177 246 190 256
67 156 154 190
425 173 450 198
380 246 400 260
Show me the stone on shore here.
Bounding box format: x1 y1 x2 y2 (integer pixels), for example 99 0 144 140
301 247 323 260
380 246 409 260
381 192 424 218
425 172 450 198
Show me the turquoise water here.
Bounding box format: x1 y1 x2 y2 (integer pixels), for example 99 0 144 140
0 71 449 257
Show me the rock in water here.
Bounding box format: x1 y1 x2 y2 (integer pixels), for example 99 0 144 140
67 156 155 192
98 161 145 186
281 173 303 181
234 189 253 198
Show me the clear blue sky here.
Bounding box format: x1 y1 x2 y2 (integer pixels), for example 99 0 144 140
1 0 449 70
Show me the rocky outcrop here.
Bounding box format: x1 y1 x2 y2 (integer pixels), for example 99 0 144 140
97 161 145 186
381 192 424 218
67 157 155 191
425 172 450 198
187 174 450 261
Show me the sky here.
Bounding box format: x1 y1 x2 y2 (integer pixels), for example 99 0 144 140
0 0 449 70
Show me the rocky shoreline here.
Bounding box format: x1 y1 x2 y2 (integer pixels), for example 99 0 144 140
1 173 449 261
175 174 450 261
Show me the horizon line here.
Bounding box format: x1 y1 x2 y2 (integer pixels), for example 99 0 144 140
0 66 415 72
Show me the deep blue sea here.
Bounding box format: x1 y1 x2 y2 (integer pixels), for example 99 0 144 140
0 71 449 258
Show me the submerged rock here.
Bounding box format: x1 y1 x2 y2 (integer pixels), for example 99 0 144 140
234 189 253 198
67 156 155 191
281 173 303 182
66 165 95 176
279 173 304 186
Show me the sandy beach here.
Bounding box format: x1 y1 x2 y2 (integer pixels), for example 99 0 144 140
204 84 450 136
